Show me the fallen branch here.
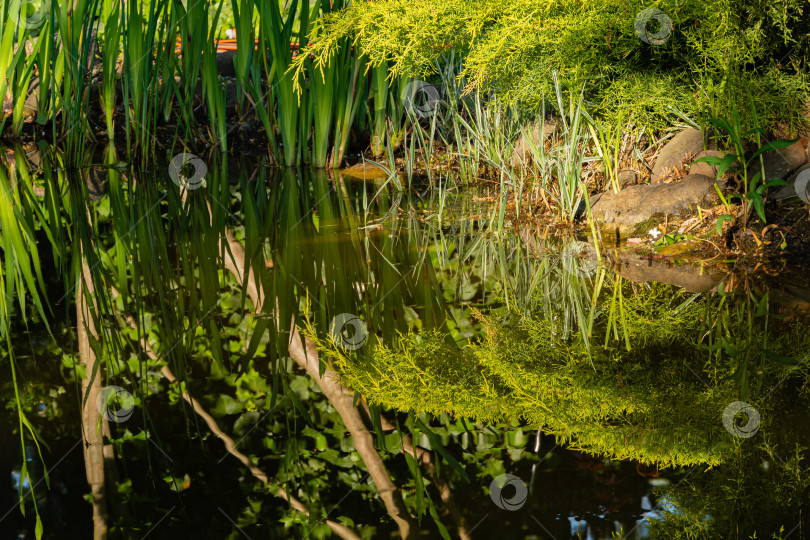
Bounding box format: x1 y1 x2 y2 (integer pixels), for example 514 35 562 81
78 260 109 540
360 403 471 540
220 227 419 539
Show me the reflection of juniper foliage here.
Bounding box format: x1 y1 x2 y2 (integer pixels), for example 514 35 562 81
298 0 810 132
650 439 810 538
312 282 809 469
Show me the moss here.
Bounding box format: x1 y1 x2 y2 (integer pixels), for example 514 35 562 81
631 214 665 237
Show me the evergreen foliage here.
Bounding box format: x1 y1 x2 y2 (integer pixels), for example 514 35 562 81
298 0 810 132
307 280 810 469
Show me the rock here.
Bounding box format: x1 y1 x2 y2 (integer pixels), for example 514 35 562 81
612 251 726 293
688 149 734 178
591 173 721 237
510 117 558 168
216 50 238 78
748 137 809 181
769 283 810 312
651 128 707 183
772 163 810 202
617 170 638 187
340 162 390 179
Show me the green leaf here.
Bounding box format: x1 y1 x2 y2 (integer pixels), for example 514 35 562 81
243 316 271 360
748 139 798 163
414 418 469 481
753 199 766 223
692 155 725 167
743 127 768 138
429 503 452 540
715 214 734 235
715 154 738 179
403 451 425 521
212 394 241 416
707 117 735 138
762 179 789 188
765 350 800 365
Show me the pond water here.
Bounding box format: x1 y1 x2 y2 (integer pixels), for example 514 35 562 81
1 149 808 539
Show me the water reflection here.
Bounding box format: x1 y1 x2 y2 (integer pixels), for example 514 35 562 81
0 145 807 538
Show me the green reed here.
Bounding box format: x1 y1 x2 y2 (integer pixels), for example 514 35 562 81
100 0 120 138
309 53 335 167
0 0 420 169
369 60 389 157
1 1 45 136
257 0 304 166
202 2 227 150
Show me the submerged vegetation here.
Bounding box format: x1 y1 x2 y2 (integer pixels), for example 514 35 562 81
1 136 810 537
0 0 809 538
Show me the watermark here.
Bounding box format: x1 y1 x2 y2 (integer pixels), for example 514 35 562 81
401 80 443 119
10 0 47 30
490 473 528 511
794 168 810 204
722 400 760 439
96 385 135 423
561 240 599 277
168 153 207 191
635 8 673 45
329 313 368 351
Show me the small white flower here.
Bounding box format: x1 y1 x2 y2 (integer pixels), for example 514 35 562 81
648 228 662 239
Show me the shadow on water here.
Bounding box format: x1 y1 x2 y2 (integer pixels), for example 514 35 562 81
0 144 808 539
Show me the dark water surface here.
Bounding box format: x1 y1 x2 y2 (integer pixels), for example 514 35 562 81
0 149 808 539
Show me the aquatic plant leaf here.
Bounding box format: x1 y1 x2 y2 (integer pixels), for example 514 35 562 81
716 214 734 235
414 417 469 481
764 350 800 365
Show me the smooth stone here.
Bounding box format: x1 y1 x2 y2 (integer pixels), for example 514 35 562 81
612 251 726 293
617 169 638 187
689 149 733 178
216 49 238 78
510 117 558 168
591 173 721 237
748 137 809 181
651 128 707 183
340 162 390 179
